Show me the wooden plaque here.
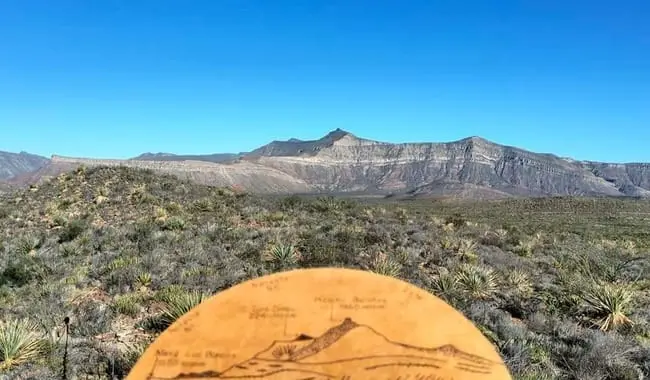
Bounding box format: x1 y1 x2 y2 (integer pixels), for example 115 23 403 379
127 268 512 380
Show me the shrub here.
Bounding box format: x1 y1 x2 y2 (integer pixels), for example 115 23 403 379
162 216 185 231
58 218 88 243
112 293 143 317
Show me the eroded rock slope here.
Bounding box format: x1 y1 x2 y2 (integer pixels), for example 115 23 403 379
9 129 650 198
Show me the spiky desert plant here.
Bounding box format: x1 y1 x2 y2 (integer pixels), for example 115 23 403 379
262 243 301 267
505 269 533 296
15 234 40 256
456 238 478 262
158 290 208 328
135 272 152 288
440 235 459 250
430 216 446 227
581 282 635 331
119 340 151 371
430 271 458 302
112 293 142 317
0 319 47 371
513 238 537 257
455 264 498 300
370 252 401 277
442 223 455 233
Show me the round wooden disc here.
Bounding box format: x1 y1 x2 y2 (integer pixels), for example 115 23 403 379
128 268 512 380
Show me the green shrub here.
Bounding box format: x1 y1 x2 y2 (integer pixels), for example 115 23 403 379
58 218 88 243
112 293 143 317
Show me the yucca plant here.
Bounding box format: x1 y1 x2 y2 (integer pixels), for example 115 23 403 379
513 238 537 257
455 264 498 300
119 340 151 370
440 235 459 250
158 290 208 328
370 252 402 277
262 244 301 267
113 293 142 317
0 319 47 371
456 238 478 262
505 269 533 296
135 272 152 288
430 271 458 302
581 282 635 331
442 223 455 233
15 234 40 256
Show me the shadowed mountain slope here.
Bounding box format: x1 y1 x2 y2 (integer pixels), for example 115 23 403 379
0 151 49 181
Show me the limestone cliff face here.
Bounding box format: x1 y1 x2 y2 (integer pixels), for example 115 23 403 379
582 162 650 197
6 129 650 198
247 133 630 197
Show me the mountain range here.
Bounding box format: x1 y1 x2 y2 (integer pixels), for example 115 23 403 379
2 129 650 198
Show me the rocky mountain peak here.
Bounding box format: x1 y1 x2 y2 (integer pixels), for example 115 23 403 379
322 128 355 141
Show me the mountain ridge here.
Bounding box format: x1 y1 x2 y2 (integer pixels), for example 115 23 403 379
3 129 650 198
0 150 50 181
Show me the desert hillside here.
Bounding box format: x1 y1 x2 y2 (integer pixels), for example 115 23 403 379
0 166 649 379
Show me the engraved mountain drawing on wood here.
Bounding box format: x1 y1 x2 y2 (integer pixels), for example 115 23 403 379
154 317 503 379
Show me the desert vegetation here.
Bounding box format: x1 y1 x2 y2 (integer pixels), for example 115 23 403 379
0 166 649 379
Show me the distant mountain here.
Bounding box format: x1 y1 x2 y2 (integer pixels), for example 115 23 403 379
11 130 650 198
0 151 50 181
131 152 244 163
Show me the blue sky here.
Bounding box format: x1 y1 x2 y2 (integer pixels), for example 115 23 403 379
1 0 648 162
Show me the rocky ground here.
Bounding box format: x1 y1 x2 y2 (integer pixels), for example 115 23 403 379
0 166 649 379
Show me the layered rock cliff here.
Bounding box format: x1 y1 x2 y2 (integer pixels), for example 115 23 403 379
4 129 650 198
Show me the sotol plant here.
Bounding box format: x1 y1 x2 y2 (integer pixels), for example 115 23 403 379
455 264 498 300
370 252 402 277
581 282 635 331
0 319 47 371
263 243 301 267
158 289 209 328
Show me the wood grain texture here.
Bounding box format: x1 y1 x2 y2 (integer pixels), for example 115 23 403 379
127 268 512 380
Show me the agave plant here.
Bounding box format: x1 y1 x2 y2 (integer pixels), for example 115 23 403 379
581 282 635 331
0 319 47 371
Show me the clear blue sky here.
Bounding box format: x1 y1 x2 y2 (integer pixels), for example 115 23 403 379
1 0 648 162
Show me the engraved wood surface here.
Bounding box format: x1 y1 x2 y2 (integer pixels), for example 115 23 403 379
127 268 512 380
